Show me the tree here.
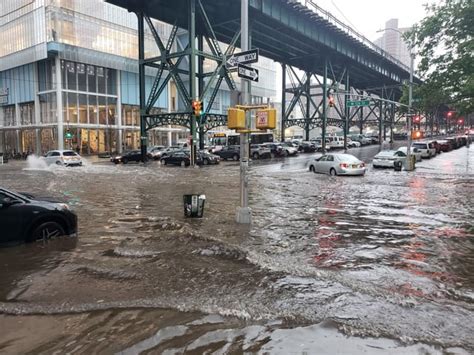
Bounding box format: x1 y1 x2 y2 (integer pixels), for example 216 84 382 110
406 0 474 115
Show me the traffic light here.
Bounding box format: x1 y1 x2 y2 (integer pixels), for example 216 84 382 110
447 111 453 118
326 88 335 107
413 115 420 123
191 100 203 116
65 130 73 139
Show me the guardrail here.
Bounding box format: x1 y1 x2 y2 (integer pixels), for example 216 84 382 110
295 0 411 72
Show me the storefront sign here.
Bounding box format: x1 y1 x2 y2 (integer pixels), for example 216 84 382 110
0 87 9 105
0 88 8 95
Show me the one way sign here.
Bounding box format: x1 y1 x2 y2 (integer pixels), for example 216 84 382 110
237 64 259 82
226 49 259 68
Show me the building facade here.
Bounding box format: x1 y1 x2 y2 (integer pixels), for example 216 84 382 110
0 0 276 155
374 19 411 68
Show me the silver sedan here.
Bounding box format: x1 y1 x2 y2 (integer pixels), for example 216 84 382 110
309 153 366 176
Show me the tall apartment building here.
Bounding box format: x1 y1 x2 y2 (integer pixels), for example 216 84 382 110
0 0 276 155
374 19 411 68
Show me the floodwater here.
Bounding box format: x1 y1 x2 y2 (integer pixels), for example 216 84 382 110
0 144 473 354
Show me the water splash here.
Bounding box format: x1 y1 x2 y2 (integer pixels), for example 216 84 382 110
24 154 49 170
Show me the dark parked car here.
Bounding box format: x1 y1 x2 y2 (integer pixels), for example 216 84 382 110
215 145 240 161
298 141 317 153
437 140 452 152
161 150 191 166
261 143 284 158
198 151 220 165
111 150 144 164
0 188 77 244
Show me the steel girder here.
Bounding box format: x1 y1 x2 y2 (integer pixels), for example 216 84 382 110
136 0 238 148
144 112 227 133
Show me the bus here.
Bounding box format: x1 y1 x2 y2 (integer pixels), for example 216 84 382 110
209 132 274 152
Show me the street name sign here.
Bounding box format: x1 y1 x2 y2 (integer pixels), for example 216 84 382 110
226 49 259 68
347 100 370 107
238 64 259 82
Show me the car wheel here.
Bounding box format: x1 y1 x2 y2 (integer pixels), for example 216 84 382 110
271 152 276 158
283 150 289 157
122 158 128 164
232 154 239 161
114 161 119 164
55 161 62 165
252 152 259 159
329 168 337 176
181 160 186 167
309 165 316 173
31 221 66 241
203 159 209 165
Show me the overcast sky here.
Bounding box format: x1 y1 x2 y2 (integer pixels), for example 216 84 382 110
313 0 432 41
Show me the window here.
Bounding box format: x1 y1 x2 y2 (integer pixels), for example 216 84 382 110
87 65 96 92
97 67 106 94
2 105 15 126
77 63 86 92
66 61 76 90
20 102 35 125
88 95 97 124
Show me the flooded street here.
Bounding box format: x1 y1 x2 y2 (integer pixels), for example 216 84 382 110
0 144 473 354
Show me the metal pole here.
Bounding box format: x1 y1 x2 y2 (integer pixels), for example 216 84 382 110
198 35 205 150
281 63 286 142
236 0 251 224
344 71 349 150
189 0 197 166
137 12 147 162
322 57 327 154
406 52 414 170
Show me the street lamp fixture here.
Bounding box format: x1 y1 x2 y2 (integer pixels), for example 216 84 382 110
377 27 415 171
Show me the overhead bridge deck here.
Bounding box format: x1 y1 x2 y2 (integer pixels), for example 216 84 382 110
107 0 415 92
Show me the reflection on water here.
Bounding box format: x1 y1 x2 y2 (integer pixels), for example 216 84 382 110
0 146 473 352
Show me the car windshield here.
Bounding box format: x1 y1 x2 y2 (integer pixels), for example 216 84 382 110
63 151 77 156
412 143 427 149
376 151 396 157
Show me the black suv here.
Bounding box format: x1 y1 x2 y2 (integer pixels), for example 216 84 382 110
0 188 77 244
215 145 240 161
111 150 145 164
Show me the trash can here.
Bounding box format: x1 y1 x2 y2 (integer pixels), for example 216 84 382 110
183 194 206 218
394 160 403 171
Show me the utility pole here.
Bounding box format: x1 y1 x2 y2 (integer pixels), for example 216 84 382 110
236 0 251 224
406 52 414 170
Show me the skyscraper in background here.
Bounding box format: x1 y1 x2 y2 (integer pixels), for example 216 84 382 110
374 19 411 68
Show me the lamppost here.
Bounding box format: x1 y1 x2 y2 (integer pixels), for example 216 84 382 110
377 27 415 170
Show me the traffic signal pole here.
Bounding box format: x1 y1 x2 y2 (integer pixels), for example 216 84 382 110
236 0 251 224
189 0 197 167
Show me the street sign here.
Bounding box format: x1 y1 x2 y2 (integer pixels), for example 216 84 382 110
237 64 259 82
347 100 370 107
0 96 8 105
226 49 259 68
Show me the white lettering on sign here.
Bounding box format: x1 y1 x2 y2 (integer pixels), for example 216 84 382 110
0 96 8 105
257 111 268 126
0 88 8 96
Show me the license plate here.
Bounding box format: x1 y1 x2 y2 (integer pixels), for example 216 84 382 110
352 164 357 168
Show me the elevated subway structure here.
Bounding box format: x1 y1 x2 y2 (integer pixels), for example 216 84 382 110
106 0 419 155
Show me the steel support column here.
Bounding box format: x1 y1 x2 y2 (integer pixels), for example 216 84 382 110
322 58 328 153
378 100 383 145
344 71 349 150
137 11 147 162
305 72 311 141
281 63 286 142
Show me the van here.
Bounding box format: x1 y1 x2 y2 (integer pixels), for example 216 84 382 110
328 136 344 149
411 141 436 158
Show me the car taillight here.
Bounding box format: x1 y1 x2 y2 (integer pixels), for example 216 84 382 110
360 162 365 167
340 163 348 168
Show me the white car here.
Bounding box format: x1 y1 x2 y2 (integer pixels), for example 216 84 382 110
373 150 406 168
412 142 436 158
397 146 422 162
43 150 83 166
347 138 361 148
309 153 366 176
